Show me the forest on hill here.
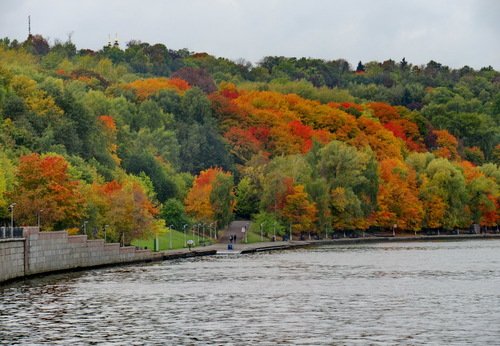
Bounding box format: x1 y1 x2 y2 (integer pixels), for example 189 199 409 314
0 34 498 243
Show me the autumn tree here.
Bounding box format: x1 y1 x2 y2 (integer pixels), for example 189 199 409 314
260 155 312 215
91 178 162 244
185 168 235 227
282 184 317 235
459 161 498 226
373 159 424 231
10 153 85 230
432 129 459 160
123 77 190 100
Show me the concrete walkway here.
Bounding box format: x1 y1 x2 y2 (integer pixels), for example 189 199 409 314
218 220 251 244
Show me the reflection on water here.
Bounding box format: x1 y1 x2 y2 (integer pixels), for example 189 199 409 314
2 240 500 344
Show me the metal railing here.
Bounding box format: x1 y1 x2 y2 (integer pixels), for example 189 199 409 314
0 227 23 239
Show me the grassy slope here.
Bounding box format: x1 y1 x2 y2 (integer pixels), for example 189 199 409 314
132 229 212 251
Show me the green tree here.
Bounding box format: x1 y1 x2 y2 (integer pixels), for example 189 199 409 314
235 176 260 218
160 198 191 231
422 158 470 229
317 141 376 230
249 211 285 238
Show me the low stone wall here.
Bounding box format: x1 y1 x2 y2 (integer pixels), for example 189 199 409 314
0 239 25 282
0 227 159 284
22 227 155 277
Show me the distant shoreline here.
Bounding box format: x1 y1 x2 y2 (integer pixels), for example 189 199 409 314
239 233 500 254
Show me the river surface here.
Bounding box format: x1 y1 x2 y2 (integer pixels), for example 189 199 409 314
1 240 500 345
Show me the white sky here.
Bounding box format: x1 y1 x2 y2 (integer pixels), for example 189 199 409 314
1 0 499 69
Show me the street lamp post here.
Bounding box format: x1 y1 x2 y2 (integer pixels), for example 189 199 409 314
183 224 188 247
260 222 265 242
197 223 201 244
9 203 16 238
202 224 205 242
169 224 174 249
37 209 43 230
214 221 217 240
289 224 292 241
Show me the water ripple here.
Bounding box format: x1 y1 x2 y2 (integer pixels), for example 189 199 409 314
2 240 500 344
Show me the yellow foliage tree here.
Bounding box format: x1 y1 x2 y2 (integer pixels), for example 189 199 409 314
282 184 317 235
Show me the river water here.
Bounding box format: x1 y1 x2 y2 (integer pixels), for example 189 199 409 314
1 240 500 345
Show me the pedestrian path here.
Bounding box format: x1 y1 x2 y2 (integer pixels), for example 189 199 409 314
218 220 251 244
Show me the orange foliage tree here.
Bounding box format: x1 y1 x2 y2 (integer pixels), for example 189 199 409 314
373 159 424 231
184 168 235 226
366 102 400 123
98 115 120 165
10 153 84 230
86 178 161 244
124 77 190 100
224 127 263 163
432 129 459 160
353 117 404 160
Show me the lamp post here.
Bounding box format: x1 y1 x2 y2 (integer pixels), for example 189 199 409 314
9 203 16 238
183 224 188 247
104 224 109 242
202 223 205 242
197 223 201 244
260 222 265 242
214 221 217 240
289 224 292 241
83 220 88 236
37 209 43 229
169 224 174 249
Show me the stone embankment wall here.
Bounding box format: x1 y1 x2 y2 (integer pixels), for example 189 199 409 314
0 227 159 284
0 239 25 282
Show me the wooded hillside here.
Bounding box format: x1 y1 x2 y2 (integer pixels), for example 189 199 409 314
0 35 498 241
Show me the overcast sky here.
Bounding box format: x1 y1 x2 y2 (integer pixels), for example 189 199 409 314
1 0 499 69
